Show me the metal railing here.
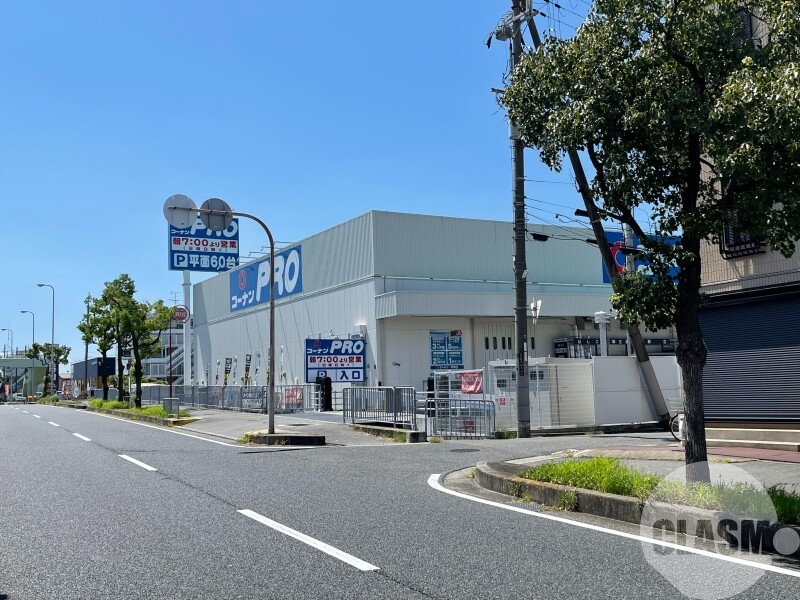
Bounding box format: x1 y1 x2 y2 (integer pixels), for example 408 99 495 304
425 397 496 439
133 384 325 414
343 386 418 430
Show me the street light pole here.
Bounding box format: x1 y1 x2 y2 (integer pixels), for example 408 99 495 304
37 283 56 393
1 328 13 397
20 311 35 351
1 329 12 358
21 310 35 398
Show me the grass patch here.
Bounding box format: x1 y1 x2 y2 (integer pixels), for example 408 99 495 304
520 457 661 501
519 457 800 525
494 426 518 440
88 400 189 418
428 436 442 444
391 431 407 443
103 400 130 410
556 489 578 511
37 395 59 405
769 486 800 525
237 434 252 444
467 468 476 479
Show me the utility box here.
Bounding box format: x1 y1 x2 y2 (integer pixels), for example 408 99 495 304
163 397 179 416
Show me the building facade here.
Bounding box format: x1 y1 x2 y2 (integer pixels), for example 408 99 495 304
190 211 676 394
700 234 800 423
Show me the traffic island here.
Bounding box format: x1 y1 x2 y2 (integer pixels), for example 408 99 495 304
474 460 800 559
241 431 325 446
87 407 199 427
476 461 644 524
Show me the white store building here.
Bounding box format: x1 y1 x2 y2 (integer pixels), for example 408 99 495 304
190 211 676 393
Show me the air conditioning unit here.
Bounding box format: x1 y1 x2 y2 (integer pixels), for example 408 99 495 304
350 324 367 339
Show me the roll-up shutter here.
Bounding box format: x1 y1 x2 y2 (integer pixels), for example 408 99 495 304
701 293 800 422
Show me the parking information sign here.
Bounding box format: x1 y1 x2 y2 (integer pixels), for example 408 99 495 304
168 215 240 272
305 339 366 383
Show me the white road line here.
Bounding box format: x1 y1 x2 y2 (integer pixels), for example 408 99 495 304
73 433 92 442
428 474 800 580
22 410 29 414
33 415 41 419
238 509 378 572
119 455 158 472
80 411 239 447
48 422 60 427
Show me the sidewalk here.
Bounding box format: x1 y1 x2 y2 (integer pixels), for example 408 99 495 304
179 407 398 447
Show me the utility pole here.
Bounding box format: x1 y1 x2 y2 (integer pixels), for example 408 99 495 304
518 3 671 427
510 0 530 438
84 295 91 398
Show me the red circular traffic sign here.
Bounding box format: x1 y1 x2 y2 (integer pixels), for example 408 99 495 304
173 305 190 323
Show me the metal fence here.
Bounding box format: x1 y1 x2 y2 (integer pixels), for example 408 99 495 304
343 386 418 430
133 384 323 414
423 370 495 439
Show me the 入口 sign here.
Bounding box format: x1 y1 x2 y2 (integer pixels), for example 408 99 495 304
305 338 366 383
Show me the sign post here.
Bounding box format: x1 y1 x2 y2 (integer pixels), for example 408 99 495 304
164 195 278 434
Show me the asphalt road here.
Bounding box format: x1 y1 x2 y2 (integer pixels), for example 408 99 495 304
2 405 799 599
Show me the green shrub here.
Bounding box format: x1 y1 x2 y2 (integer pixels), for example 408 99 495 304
38 395 59 405
89 399 104 409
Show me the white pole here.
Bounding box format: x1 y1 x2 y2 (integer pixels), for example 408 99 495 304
183 270 192 402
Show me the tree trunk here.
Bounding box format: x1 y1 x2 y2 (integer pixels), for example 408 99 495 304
674 232 710 484
101 351 109 400
132 340 142 409
116 341 125 401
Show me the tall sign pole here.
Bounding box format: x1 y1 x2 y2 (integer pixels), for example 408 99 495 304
163 195 277 434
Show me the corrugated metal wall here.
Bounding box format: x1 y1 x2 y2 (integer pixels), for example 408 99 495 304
372 212 606 284
702 294 800 422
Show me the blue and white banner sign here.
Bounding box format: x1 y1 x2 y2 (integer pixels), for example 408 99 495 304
229 246 303 312
305 338 366 383
169 216 240 272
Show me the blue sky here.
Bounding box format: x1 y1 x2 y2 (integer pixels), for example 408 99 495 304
0 1 589 367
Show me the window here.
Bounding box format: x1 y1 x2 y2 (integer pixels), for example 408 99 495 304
720 210 765 259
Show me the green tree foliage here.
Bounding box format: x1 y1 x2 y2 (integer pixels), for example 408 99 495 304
77 295 116 400
502 0 800 481
101 274 172 408
23 342 71 394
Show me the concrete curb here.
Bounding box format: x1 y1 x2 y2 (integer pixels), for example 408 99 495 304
243 431 325 446
350 423 427 443
475 460 800 558
476 461 643 524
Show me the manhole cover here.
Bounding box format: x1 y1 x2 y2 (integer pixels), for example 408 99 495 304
450 448 480 453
